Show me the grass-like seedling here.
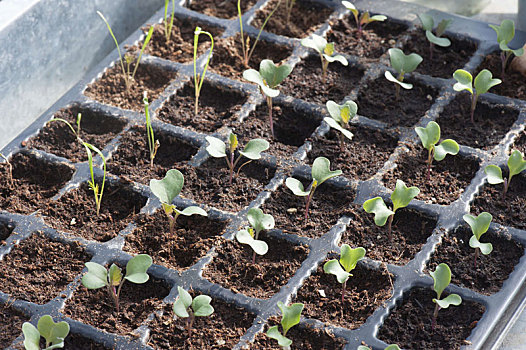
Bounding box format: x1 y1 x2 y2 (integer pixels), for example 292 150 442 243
463 212 493 268
301 34 348 83
285 156 342 220
285 0 296 24
323 244 366 303
324 100 357 151
489 19 525 77
415 121 459 181
358 345 401 350
266 301 304 349
236 207 275 264
452 69 501 124
384 48 423 99
173 286 214 337
418 14 452 60
485 150 526 199
144 92 159 168
363 180 420 241
193 26 214 116
430 263 462 330
243 59 293 138
81 254 152 313
49 112 82 141
149 169 207 234
22 315 69 350
341 1 387 36
206 132 269 185
163 0 175 42
97 11 154 91
83 142 106 217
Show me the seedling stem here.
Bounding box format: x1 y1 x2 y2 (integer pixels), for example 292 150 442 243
193 27 214 116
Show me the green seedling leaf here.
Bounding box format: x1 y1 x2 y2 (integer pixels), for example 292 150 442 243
363 197 394 226
434 139 459 161
508 149 526 177
388 48 423 75
325 100 357 140
311 157 342 185
340 245 366 273
124 254 152 284
341 1 358 16
385 71 413 89
436 19 453 37
108 264 123 286
324 53 348 65
278 301 304 335
22 322 41 350
205 136 227 158
369 14 387 22
415 121 440 151
82 262 108 289
358 345 401 350
236 229 269 255
452 69 473 94
149 169 184 204
173 286 192 318
285 178 310 196
484 164 504 184
248 207 275 233
239 139 270 160
324 117 354 140
300 34 327 53
469 235 493 255
192 295 214 316
37 315 70 349
463 212 492 240
426 30 451 47
430 263 452 299
243 69 280 98
259 59 293 88
418 13 434 31
266 325 292 348
433 293 462 309
490 19 524 56
391 179 420 212
473 69 501 95
323 259 351 284
176 206 207 217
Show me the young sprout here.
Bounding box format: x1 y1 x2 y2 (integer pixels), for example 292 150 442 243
358 345 401 350
97 11 154 90
0 152 13 184
144 92 160 168
83 142 106 217
22 315 69 350
300 34 348 83
384 48 423 99
206 132 269 185
49 112 83 141
266 301 304 350
324 100 357 151
415 121 459 181
484 150 526 199
341 1 387 36
323 245 366 303
489 19 525 77
243 59 293 138
285 157 342 221
149 169 207 234
193 26 214 116
363 180 420 241
417 14 452 60
235 208 274 264
452 69 501 124
430 263 462 330
463 212 493 268
81 254 152 313
163 0 175 42
173 286 214 338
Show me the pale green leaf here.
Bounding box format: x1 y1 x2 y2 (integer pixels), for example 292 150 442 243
108 263 122 286
205 136 227 158
267 326 292 348
82 262 108 289
385 346 401 350
415 121 440 151
326 100 358 124
149 169 184 204
124 254 152 284
434 139 459 161
391 179 420 212
22 322 41 350
340 245 365 273
259 59 293 88
324 117 354 140
385 70 413 89
369 14 387 22
463 212 492 240
418 13 434 31
387 48 422 74
311 156 342 185
323 54 348 66
247 207 275 233
285 178 310 196
426 30 451 47
452 69 473 94
278 301 304 335
239 139 270 160
173 286 192 318
434 293 462 309
176 205 208 217
508 150 526 177
363 197 394 226
430 263 452 299
323 259 351 284
474 69 501 95
484 164 504 184
300 34 327 54
469 235 493 255
37 315 69 347
243 69 280 98
236 229 269 255
192 295 214 316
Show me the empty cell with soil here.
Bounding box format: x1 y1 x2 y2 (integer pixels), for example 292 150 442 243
0 306 28 349
186 0 258 19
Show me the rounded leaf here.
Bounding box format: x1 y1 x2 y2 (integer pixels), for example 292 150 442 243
434 293 462 309
323 259 351 284
239 139 270 160
363 197 394 227
173 286 192 318
267 325 292 348
247 207 275 232
300 34 327 54
434 139 459 161
340 245 366 273
124 254 152 284
385 70 413 89
243 69 280 98
418 13 434 31
38 315 69 346
452 69 473 94
391 179 420 212
426 30 451 47
205 136 227 158
285 177 310 196
236 229 269 255
369 14 387 22
82 262 108 289
22 322 41 350
463 212 492 240
474 69 501 95
387 48 422 74
192 295 214 316
469 235 493 255
259 59 293 88
311 156 342 185
149 169 184 204
324 117 354 140
415 121 440 151
484 164 504 184
278 301 304 334
430 263 452 299
177 205 208 217
508 150 526 177
324 54 348 66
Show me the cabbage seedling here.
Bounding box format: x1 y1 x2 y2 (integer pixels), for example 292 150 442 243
81 254 152 313
418 14 452 60
452 69 501 124
163 0 175 42
489 19 525 77
144 92 159 168
363 180 420 241
173 286 214 337
206 132 269 185
324 100 357 151
323 245 366 303
358 345 401 350
415 121 459 181
236 207 274 264
243 59 293 138
301 34 348 83
22 315 69 350
285 157 342 220
341 1 387 36
149 169 207 234
266 301 304 350
384 48 423 99
83 142 106 217
193 26 214 116
485 150 526 199
463 212 493 268
430 263 462 330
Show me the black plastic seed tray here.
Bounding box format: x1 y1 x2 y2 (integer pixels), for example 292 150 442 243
1 0 525 349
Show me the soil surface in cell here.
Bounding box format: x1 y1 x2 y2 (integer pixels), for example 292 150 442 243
261 181 354 238
0 232 88 304
203 233 309 298
107 126 198 184
476 53 526 101
427 226 523 295
148 298 255 349
44 183 147 242
187 0 257 19
281 56 364 104
378 288 484 350
308 127 398 181
437 94 518 149
513 130 526 154
26 106 126 162
0 153 73 214
382 145 479 205
357 77 437 127
0 220 14 244
343 206 437 265
124 211 227 270
84 63 176 111
0 306 28 348
157 81 247 133
252 0 333 38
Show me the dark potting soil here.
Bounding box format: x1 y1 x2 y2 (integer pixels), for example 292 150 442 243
157 80 247 133
281 55 364 104
307 127 399 181
124 210 227 270
84 63 176 112
476 53 526 101
402 31 476 78
357 77 437 127
0 231 88 304
147 298 255 349
378 288 485 350
0 219 14 243
426 226 524 295
251 0 333 38
107 126 198 184
43 182 147 242
210 33 293 81
436 94 519 149
203 233 309 299
293 264 393 329
0 152 73 214
382 145 479 205
261 180 355 238
26 106 126 163
0 306 27 349
63 277 169 335
187 0 257 19
62 333 109 350
513 130 526 154
343 206 437 265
